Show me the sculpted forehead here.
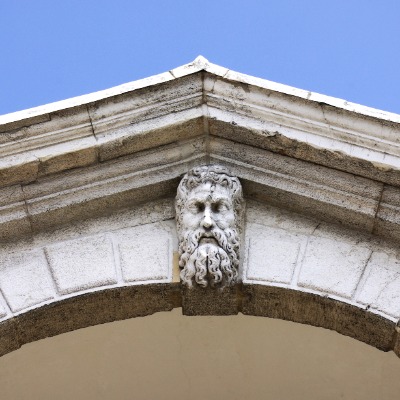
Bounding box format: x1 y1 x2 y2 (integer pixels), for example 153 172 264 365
186 182 232 203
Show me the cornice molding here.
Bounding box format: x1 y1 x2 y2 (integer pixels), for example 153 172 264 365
1 57 400 244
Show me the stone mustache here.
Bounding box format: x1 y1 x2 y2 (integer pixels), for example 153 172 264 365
176 165 244 288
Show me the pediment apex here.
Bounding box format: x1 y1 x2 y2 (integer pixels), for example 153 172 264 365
1 59 400 245
1 56 399 126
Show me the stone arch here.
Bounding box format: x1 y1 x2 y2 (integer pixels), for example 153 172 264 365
1 57 400 359
0 198 399 358
0 282 398 358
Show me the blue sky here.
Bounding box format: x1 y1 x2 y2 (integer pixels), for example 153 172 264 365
1 1 399 115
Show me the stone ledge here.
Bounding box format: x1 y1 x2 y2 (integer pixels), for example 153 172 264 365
4 137 400 245
1 59 400 190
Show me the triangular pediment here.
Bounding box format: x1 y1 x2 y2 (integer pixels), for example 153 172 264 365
0 56 399 243
1 59 400 357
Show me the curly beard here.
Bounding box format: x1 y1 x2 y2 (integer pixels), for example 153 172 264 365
179 227 239 288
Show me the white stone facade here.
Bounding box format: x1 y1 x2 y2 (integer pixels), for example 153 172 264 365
1 57 400 357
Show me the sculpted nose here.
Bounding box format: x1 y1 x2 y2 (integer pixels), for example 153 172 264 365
201 208 214 229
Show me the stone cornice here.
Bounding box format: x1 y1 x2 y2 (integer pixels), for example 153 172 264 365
1 57 400 244
0 56 400 186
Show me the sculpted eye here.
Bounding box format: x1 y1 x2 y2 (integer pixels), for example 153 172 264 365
196 202 205 212
211 203 220 213
212 201 229 213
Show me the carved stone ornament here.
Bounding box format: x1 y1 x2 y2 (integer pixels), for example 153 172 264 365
176 165 244 288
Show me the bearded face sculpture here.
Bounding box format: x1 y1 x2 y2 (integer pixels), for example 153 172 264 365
176 165 244 288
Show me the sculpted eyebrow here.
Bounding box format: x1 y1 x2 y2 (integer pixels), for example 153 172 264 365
187 198 204 204
212 197 231 204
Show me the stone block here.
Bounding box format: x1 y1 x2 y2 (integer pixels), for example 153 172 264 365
37 138 98 177
89 74 202 135
97 114 204 162
182 285 239 316
115 223 172 283
356 251 400 318
45 234 117 295
297 236 371 299
244 224 304 284
0 107 93 183
0 154 39 188
375 185 400 242
25 173 180 235
245 200 318 235
0 249 55 312
0 185 31 241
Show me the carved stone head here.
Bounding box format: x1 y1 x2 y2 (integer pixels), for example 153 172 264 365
176 165 244 288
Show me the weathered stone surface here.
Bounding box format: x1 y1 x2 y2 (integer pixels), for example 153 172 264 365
89 74 202 135
16 284 180 346
0 107 93 184
90 74 204 161
37 139 98 177
245 200 319 235
375 184 400 242
206 69 400 182
0 319 20 357
182 285 239 316
356 251 400 318
0 185 31 241
241 284 396 351
394 326 400 358
208 146 382 232
0 114 50 134
25 176 180 235
0 154 39 188
116 223 172 282
244 224 305 284
209 118 400 188
0 58 400 360
97 115 205 162
0 249 55 313
17 140 206 237
45 234 117 295
297 236 371 299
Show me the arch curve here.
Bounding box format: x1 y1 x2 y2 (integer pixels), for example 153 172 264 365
0 199 400 358
1 58 400 360
0 282 399 358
